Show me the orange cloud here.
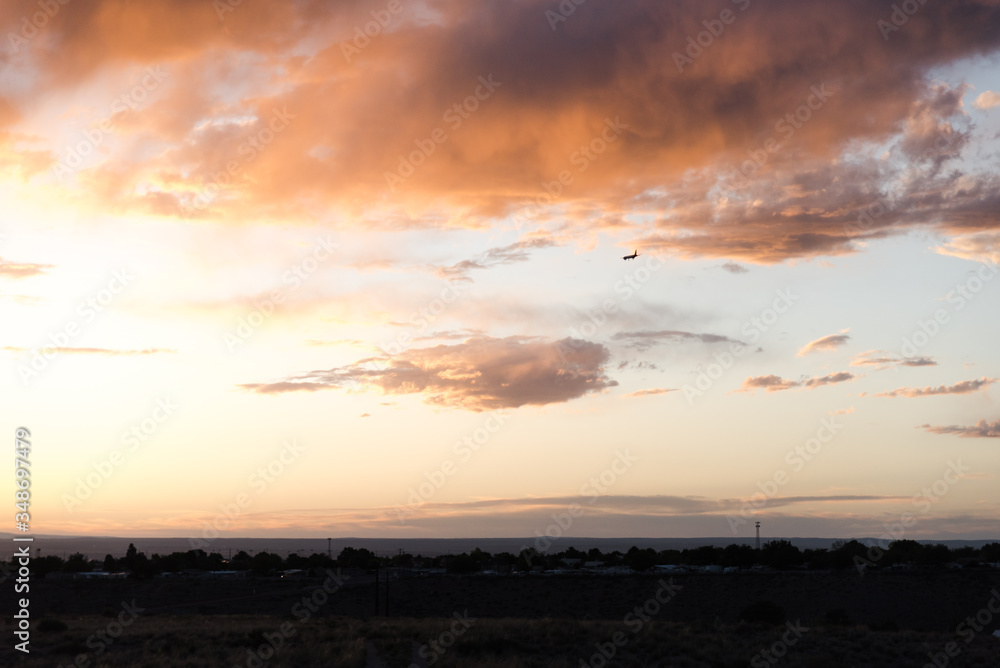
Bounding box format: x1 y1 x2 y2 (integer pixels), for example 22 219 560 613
2 346 175 356
432 237 558 282
737 371 856 393
0 258 53 279
921 419 1000 438
625 388 678 398
9 0 1000 262
871 377 997 398
240 335 618 410
973 91 1000 110
798 329 850 356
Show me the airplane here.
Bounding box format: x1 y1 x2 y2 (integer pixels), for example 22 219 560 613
622 249 639 260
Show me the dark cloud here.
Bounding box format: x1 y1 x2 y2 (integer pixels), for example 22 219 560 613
388 493 908 515
612 330 742 351
616 360 660 371
851 351 937 369
240 335 618 410
721 261 749 274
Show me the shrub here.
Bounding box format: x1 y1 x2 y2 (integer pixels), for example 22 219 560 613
738 600 786 625
38 618 68 633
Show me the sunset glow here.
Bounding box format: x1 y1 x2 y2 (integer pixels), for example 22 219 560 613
3 0 999 542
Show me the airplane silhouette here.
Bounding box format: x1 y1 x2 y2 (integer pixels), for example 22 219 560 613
622 249 639 260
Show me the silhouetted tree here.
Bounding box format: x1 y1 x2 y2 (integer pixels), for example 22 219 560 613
337 546 376 570
250 551 284 575
758 540 803 570
684 545 720 566
885 539 922 566
624 546 657 572
981 542 1000 562
721 543 757 569
446 553 478 574
830 540 869 570
917 543 951 566
33 555 64 578
64 553 90 573
103 554 117 573
125 543 138 570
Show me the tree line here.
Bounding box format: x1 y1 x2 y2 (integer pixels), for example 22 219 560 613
5 539 999 579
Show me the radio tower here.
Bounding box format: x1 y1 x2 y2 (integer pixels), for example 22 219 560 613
755 521 761 550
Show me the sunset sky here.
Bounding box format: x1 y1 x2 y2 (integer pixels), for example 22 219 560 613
3 0 999 542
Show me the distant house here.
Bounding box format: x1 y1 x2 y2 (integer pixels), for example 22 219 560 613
652 564 688 573
209 570 248 579
74 571 127 580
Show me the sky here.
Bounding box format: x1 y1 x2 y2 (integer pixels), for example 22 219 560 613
2 0 999 544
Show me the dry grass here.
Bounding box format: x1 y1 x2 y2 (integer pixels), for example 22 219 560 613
5 613 1000 667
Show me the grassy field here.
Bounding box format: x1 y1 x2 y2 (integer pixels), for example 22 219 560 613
5 613 1000 667
5 571 1000 666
